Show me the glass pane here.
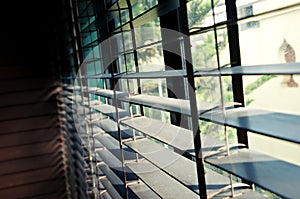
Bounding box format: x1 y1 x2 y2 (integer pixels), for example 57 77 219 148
187 0 214 29
238 0 300 115
249 133 300 166
132 0 158 18
118 52 135 73
214 0 227 24
195 76 222 103
237 0 300 168
243 74 300 115
238 0 300 65
187 0 226 30
137 44 164 71
217 28 230 67
191 31 218 69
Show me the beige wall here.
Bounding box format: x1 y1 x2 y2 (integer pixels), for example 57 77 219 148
238 0 300 165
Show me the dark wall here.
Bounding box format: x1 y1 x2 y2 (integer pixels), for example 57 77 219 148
0 1 68 198
0 1 59 66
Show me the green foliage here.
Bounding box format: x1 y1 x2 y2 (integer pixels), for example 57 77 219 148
200 121 237 144
188 0 220 28
246 98 255 106
245 75 277 95
254 186 282 199
193 34 217 68
244 75 277 105
189 0 217 68
141 80 159 95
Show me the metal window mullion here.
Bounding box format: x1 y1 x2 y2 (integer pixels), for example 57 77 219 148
225 0 248 147
116 3 131 94
185 42 208 199
210 0 236 196
179 0 208 198
102 1 130 198
116 2 141 166
125 0 144 116
159 0 207 198
74 0 103 197
158 0 190 130
87 14 104 198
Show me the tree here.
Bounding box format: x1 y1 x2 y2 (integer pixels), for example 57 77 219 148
188 0 219 28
